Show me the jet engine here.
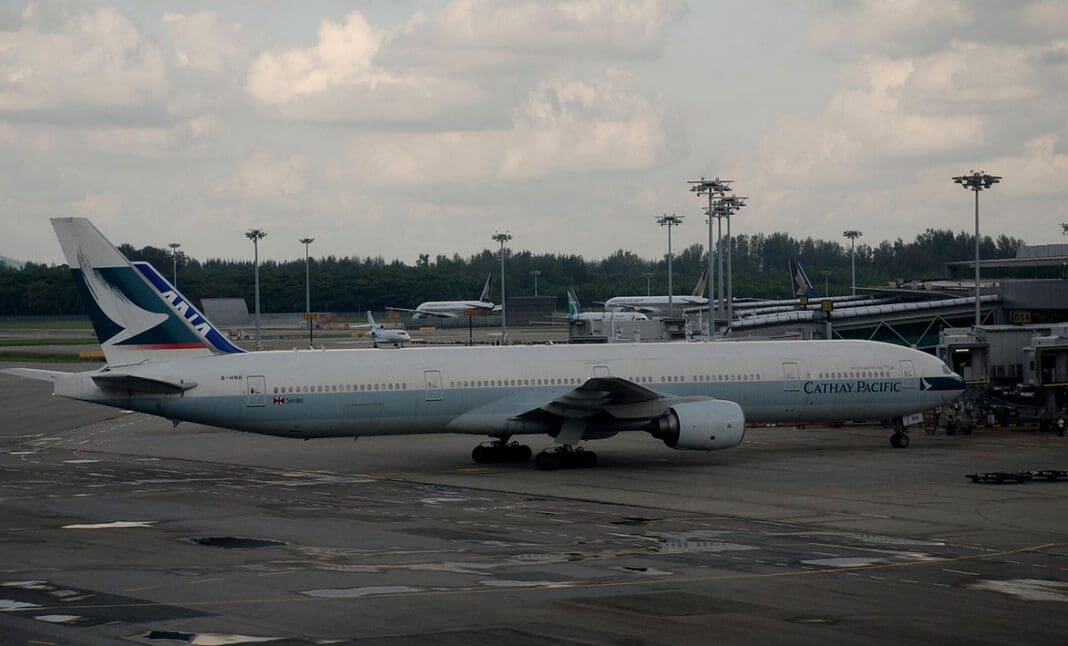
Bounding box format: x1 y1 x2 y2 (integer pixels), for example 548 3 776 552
649 399 746 451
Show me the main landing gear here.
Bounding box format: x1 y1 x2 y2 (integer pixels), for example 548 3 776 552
471 440 532 464
534 446 597 470
890 420 910 448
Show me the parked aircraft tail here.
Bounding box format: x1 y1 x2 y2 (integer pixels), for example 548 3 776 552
478 273 493 302
692 265 709 297
788 259 818 299
51 217 244 367
566 288 582 317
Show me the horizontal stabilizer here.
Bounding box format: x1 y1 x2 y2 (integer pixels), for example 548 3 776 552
91 373 197 394
1 368 73 383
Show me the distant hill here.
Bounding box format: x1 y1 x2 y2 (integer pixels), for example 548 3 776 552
0 255 23 269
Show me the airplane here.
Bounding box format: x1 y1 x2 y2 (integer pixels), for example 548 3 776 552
351 312 412 348
789 259 819 299
565 288 647 323
603 266 708 313
3 218 966 471
387 274 497 319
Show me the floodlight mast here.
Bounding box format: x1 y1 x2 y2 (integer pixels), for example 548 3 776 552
244 229 267 351
492 232 513 343
168 242 181 287
842 230 862 296
656 214 684 312
300 237 315 346
688 177 731 335
717 194 747 322
530 270 541 296
952 170 1001 327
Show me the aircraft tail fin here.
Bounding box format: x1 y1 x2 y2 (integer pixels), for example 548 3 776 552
566 288 582 316
692 265 709 297
51 217 245 367
478 274 493 302
788 259 818 299
367 311 378 328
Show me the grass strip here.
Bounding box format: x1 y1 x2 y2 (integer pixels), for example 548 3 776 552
0 351 101 362
0 338 98 347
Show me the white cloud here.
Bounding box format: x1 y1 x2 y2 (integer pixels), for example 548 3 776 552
161 11 246 78
345 74 665 185
0 5 167 116
410 0 687 59
223 152 309 199
808 0 971 56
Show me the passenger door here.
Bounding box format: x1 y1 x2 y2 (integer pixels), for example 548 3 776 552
246 375 266 407
424 370 443 402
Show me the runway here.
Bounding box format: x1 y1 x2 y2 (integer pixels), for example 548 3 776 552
3 360 1068 644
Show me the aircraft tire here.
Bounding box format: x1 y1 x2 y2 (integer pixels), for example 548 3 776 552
512 445 533 462
579 450 597 468
534 452 558 471
472 445 488 463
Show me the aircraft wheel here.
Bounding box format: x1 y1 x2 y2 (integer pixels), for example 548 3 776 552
472 445 488 463
890 432 904 448
579 450 598 468
945 424 957 436
534 451 558 471
512 444 533 462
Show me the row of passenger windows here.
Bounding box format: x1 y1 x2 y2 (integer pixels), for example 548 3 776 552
274 383 408 394
268 371 893 395
816 371 890 379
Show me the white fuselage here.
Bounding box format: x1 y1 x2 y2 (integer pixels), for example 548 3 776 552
54 340 962 440
412 300 495 319
605 295 708 311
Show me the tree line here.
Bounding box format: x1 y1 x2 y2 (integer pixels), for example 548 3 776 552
0 229 1023 317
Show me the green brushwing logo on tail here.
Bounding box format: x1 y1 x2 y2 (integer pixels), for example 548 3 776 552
72 250 206 349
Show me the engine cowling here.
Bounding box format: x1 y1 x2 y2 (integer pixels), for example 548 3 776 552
650 399 746 451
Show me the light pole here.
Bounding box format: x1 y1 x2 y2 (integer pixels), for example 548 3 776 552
168 242 181 286
656 214 684 312
644 272 654 296
245 229 267 351
300 237 314 346
689 177 732 335
717 194 747 322
530 270 541 297
492 232 512 343
843 230 862 296
821 269 830 298
953 170 1001 326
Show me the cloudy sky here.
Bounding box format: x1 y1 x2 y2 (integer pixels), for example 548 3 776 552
3 0 1066 266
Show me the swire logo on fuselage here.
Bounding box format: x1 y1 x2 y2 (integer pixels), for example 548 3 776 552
804 380 903 395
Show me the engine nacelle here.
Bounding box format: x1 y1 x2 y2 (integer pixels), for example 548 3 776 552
650 399 746 451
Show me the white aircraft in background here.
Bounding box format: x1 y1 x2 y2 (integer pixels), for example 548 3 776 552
387 274 497 319
566 288 647 323
351 312 411 348
3 219 965 471
604 267 709 313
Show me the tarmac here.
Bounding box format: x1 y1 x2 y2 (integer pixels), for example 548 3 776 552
3 355 1068 645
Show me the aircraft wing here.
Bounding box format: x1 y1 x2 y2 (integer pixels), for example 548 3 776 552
520 377 705 422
